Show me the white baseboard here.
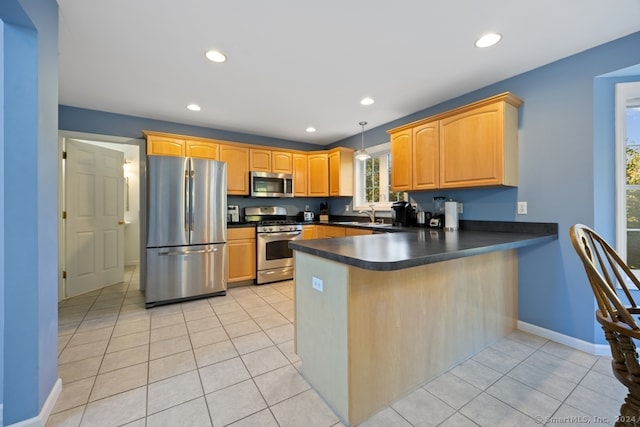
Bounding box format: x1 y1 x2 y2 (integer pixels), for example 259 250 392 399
7 378 62 427
518 321 611 357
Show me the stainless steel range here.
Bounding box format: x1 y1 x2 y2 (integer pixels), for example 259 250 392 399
245 206 302 284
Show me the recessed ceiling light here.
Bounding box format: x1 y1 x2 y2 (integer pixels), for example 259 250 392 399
475 33 502 48
205 49 227 63
306 127 316 133
360 97 375 106
187 104 201 111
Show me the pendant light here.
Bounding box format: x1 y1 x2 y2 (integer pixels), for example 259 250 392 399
355 121 371 161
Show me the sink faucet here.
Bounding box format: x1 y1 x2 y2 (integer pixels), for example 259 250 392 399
359 204 376 223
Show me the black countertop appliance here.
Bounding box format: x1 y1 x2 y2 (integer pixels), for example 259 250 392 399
391 201 414 226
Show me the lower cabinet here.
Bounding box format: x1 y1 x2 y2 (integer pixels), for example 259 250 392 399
345 228 373 236
227 227 256 284
302 225 316 240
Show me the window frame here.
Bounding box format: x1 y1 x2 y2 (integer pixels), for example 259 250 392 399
353 142 406 211
615 81 640 267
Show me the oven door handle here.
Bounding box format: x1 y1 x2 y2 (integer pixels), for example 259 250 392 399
259 231 302 239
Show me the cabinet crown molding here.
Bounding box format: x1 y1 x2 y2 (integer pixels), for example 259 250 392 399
386 92 523 135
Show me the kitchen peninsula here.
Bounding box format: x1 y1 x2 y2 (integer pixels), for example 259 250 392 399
289 221 557 426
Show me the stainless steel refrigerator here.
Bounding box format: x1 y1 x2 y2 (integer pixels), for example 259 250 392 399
145 156 227 307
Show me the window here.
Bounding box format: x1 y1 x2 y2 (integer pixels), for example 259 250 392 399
616 82 640 268
354 142 407 210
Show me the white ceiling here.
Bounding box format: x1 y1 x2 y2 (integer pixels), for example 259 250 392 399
58 0 640 145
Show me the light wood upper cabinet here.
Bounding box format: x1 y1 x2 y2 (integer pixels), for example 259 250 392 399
390 129 412 191
308 153 329 197
227 227 256 283
387 92 522 191
439 97 519 188
272 151 293 174
144 130 355 197
186 140 219 160
329 148 354 197
293 153 308 197
390 122 439 191
220 144 250 195
250 149 293 174
413 122 439 190
146 135 186 157
249 148 271 172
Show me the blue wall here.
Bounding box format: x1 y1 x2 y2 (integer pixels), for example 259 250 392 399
329 32 640 344
59 31 640 348
1 0 59 424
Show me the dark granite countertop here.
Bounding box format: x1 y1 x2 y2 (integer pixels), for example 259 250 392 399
289 220 558 271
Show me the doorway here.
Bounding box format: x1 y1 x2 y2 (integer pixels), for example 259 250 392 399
59 132 145 301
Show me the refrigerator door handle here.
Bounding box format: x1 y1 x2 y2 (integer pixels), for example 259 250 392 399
184 170 190 232
158 247 218 256
189 169 195 231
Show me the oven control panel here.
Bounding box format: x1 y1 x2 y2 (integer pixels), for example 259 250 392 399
257 224 302 233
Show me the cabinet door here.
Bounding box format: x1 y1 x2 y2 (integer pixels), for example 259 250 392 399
293 153 308 197
302 225 316 239
307 153 329 196
227 227 256 283
147 135 186 157
345 228 372 236
220 145 250 195
228 239 256 282
186 140 219 160
412 122 439 190
249 148 271 172
272 151 293 174
390 130 412 191
323 226 346 238
329 149 353 197
439 102 504 188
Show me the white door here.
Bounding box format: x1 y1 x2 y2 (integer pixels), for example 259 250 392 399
65 139 125 297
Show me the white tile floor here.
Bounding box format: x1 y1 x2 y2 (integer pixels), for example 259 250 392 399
48 265 626 427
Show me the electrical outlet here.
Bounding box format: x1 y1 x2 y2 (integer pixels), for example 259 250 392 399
312 276 323 292
457 203 463 214
305 205 309 211
345 204 350 212
517 201 528 215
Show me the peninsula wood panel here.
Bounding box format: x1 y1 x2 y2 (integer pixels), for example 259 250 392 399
346 250 517 424
294 249 517 425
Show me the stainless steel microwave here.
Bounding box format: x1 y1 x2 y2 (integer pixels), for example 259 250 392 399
250 171 294 198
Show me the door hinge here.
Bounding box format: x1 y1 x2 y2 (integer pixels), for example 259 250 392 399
62 211 67 219
62 151 67 159
62 271 67 279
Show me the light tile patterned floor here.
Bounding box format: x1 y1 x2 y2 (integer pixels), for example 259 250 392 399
48 266 626 427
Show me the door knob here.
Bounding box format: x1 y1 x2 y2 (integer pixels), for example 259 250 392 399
118 220 125 225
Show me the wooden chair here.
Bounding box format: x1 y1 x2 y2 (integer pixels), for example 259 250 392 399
570 224 640 426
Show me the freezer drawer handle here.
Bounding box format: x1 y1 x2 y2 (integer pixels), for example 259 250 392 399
158 248 218 256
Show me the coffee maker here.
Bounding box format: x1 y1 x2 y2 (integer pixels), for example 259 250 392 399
391 201 414 226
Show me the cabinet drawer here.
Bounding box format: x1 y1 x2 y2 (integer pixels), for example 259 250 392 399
228 227 256 240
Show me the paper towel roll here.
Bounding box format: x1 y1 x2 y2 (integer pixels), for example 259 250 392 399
444 201 458 231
